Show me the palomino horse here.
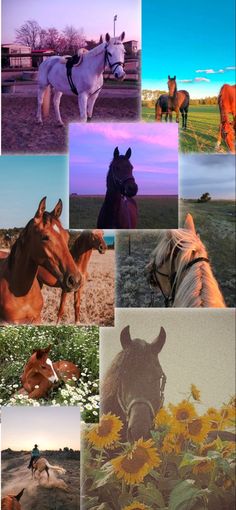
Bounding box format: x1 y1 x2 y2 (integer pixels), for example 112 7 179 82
97 147 138 229
38 229 107 323
32 457 66 481
0 197 81 324
101 325 166 442
1 489 25 510
146 213 226 308
216 84 236 153
156 76 189 129
19 345 80 399
36 32 126 125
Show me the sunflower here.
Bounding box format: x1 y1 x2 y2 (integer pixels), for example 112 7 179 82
205 407 222 431
199 440 218 455
86 413 123 448
220 405 235 426
169 400 196 424
161 432 186 454
192 458 213 475
154 407 171 428
186 416 211 444
112 438 161 485
221 442 236 458
122 503 150 510
190 384 201 402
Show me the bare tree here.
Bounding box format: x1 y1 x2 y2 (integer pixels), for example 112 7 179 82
62 25 86 53
15 19 41 49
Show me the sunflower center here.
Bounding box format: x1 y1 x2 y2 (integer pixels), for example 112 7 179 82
188 419 202 435
98 419 113 437
121 446 149 473
176 409 190 421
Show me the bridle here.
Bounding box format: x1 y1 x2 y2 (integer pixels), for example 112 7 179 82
104 43 125 76
149 254 210 307
111 167 135 194
117 367 167 425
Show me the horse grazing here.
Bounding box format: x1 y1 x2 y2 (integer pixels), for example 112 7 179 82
97 147 138 229
162 75 190 129
101 325 166 442
216 84 236 153
36 32 126 125
0 197 82 324
1 489 25 510
19 345 80 399
32 457 66 481
38 229 107 323
146 213 226 308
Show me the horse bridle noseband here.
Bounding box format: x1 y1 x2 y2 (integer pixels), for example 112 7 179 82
149 254 210 307
104 44 125 75
117 368 167 424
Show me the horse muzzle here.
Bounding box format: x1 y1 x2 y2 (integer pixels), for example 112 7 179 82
114 68 126 81
61 271 82 292
124 182 138 198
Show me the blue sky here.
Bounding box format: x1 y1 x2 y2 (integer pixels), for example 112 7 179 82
0 156 69 228
69 123 178 196
2 0 140 44
180 154 235 199
142 0 235 98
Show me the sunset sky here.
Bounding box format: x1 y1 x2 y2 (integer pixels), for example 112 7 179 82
69 123 178 196
1 407 81 451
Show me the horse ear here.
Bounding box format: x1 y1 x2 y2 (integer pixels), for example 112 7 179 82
151 327 166 354
114 147 119 158
125 148 132 159
16 488 25 501
184 213 196 234
105 33 110 43
120 325 132 349
36 345 51 359
35 197 46 220
51 199 63 219
174 75 176 80
120 31 125 41
168 75 170 79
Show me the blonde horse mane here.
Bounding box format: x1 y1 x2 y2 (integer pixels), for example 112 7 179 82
151 226 226 308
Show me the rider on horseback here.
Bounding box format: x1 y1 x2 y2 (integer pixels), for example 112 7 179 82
27 444 40 469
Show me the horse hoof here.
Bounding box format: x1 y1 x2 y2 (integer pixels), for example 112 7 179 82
36 119 43 125
87 117 92 122
57 122 65 128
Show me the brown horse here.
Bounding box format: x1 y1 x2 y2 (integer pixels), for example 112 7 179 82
216 84 236 152
1 489 25 510
38 229 107 323
0 197 82 324
164 75 190 129
97 147 138 229
19 345 80 399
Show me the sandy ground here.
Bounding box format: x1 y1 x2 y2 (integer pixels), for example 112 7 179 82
1 94 140 154
1 452 80 510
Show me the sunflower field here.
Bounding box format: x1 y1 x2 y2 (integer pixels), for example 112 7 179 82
0 325 99 422
82 386 235 510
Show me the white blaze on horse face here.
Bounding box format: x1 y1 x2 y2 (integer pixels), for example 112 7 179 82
53 223 60 234
46 358 59 383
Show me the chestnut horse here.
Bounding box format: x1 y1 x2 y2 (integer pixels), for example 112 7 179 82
216 84 236 153
32 457 66 481
38 229 107 323
157 76 189 129
0 197 82 324
18 345 80 399
97 147 138 229
1 489 25 510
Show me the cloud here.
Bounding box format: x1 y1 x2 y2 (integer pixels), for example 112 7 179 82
225 66 236 70
196 68 224 74
179 79 193 83
195 77 210 82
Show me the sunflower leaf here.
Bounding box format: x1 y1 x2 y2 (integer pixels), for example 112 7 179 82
168 480 209 510
138 481 166 507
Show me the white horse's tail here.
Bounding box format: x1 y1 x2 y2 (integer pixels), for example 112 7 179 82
42 85 52 118
45 460 66 474
38 57 61 118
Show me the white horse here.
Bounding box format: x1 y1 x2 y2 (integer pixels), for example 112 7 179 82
146 213 226 308
36 32 126 125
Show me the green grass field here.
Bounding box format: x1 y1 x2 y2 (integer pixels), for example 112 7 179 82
180 199 235 306
69 195 178 229
142 104 229 153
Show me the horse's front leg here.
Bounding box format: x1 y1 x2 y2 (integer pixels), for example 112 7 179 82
175 107 180 123
215 124 222 150
78 92 88 122
87 91 100 121
36 86 46 124
57 291 67 323
53 90 64 126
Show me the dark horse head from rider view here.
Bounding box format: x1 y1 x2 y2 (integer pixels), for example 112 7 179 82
107 147 138 198
101 325 166 442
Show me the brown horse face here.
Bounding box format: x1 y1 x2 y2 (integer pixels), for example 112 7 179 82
221 121 235 152
31 198 82 292
110 147 138 198
167 76 176 97
25 346 59 384
1 489 24 509
91 230 107 254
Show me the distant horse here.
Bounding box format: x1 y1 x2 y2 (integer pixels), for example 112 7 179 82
19 345 80 399
155 94 169 122
156 76 190 129
0 197 81 324
36 32 126 125
216 84 236 153
38 229 107 323
101 325 166 442
1 489 25 510
97 147 138 229
32 457 66 481
146 213 226 307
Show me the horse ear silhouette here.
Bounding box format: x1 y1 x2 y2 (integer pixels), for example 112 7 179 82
35 196 46 220
51 199 63 219
16 488 25 501
105 33 110 43
174 75 176 80
125 148 132 159
36 345 51 359
114 147 119 158
168 75 170 79
151 327 166 354
120 325 132 349
184 213 196 234
120 31 125 41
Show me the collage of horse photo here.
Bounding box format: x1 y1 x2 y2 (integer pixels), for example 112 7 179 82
0 0 235 509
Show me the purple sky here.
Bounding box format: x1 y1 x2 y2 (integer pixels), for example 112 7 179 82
69 123 178 196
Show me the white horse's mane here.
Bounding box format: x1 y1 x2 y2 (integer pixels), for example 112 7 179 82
151 228 226 308
84 37 124 59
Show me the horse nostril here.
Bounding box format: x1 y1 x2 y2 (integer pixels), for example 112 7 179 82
115 72 118 79
66 274 76 289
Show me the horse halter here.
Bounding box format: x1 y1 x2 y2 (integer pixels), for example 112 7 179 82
111 167 135 195
104 45 125 75
149 254 210 308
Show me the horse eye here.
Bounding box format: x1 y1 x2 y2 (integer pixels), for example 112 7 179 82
42 235 49 242
41 365 47 369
